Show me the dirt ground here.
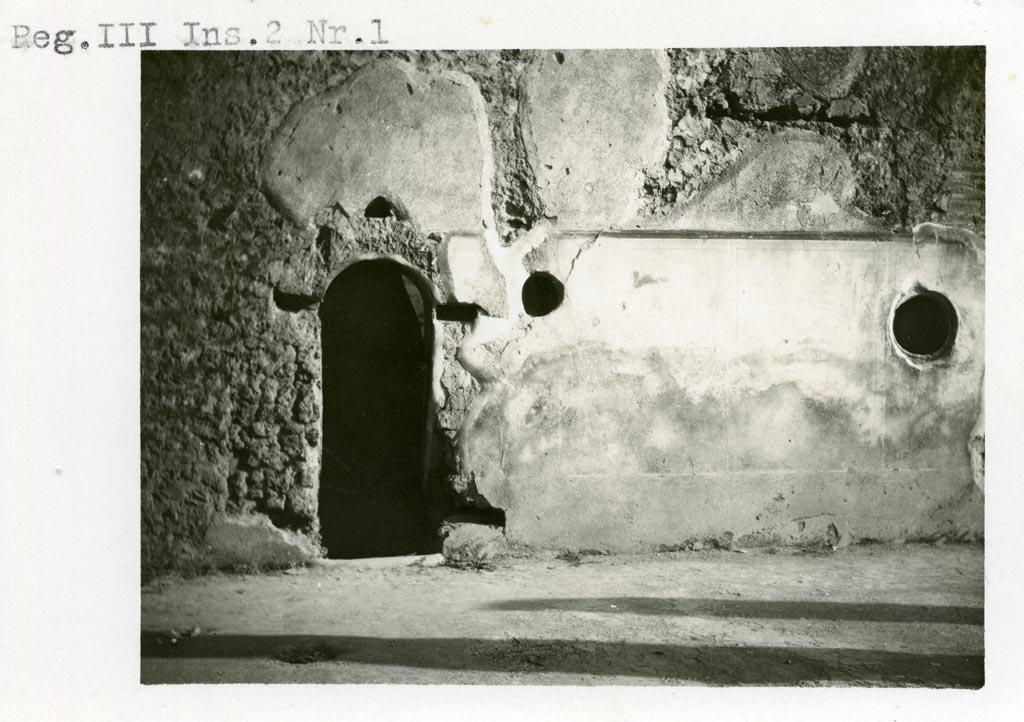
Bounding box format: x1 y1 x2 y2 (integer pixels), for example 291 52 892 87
140 543 983 686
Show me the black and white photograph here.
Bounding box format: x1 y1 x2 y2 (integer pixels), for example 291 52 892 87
139 45 985 686
4 0 1024 719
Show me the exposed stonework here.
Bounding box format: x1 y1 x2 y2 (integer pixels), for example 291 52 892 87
519 49 671 229
724 48 868 117
437 324 480 432
204 513 320 569
645 47 985 235
262 60 494 233
659 131 878 231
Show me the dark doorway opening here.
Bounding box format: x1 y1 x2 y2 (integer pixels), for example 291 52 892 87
318 260 437 558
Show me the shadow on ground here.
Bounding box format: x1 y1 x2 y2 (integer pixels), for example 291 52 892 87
141 632 983 687
482 597 984 625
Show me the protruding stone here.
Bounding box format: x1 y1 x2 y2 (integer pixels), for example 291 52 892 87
272 246 322 300
262 61 493 233
440 233 509 317
203 513 319 569
725 48 866 115
780 48 866 99
662 131 878 231
519 49 670 229
826 96 870 123
441 523 505 569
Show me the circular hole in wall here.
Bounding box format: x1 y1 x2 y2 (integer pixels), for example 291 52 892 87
522 272 564 317
891 290 958 360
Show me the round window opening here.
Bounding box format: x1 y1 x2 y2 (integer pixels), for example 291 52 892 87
522 272 564 317
891 290 958 360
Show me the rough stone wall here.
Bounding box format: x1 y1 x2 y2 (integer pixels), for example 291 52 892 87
141 48 984 576
141 51 504 576
645 47 985 233
142 51 363 575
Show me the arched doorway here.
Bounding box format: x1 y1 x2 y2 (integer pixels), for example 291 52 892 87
318 259 435 558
